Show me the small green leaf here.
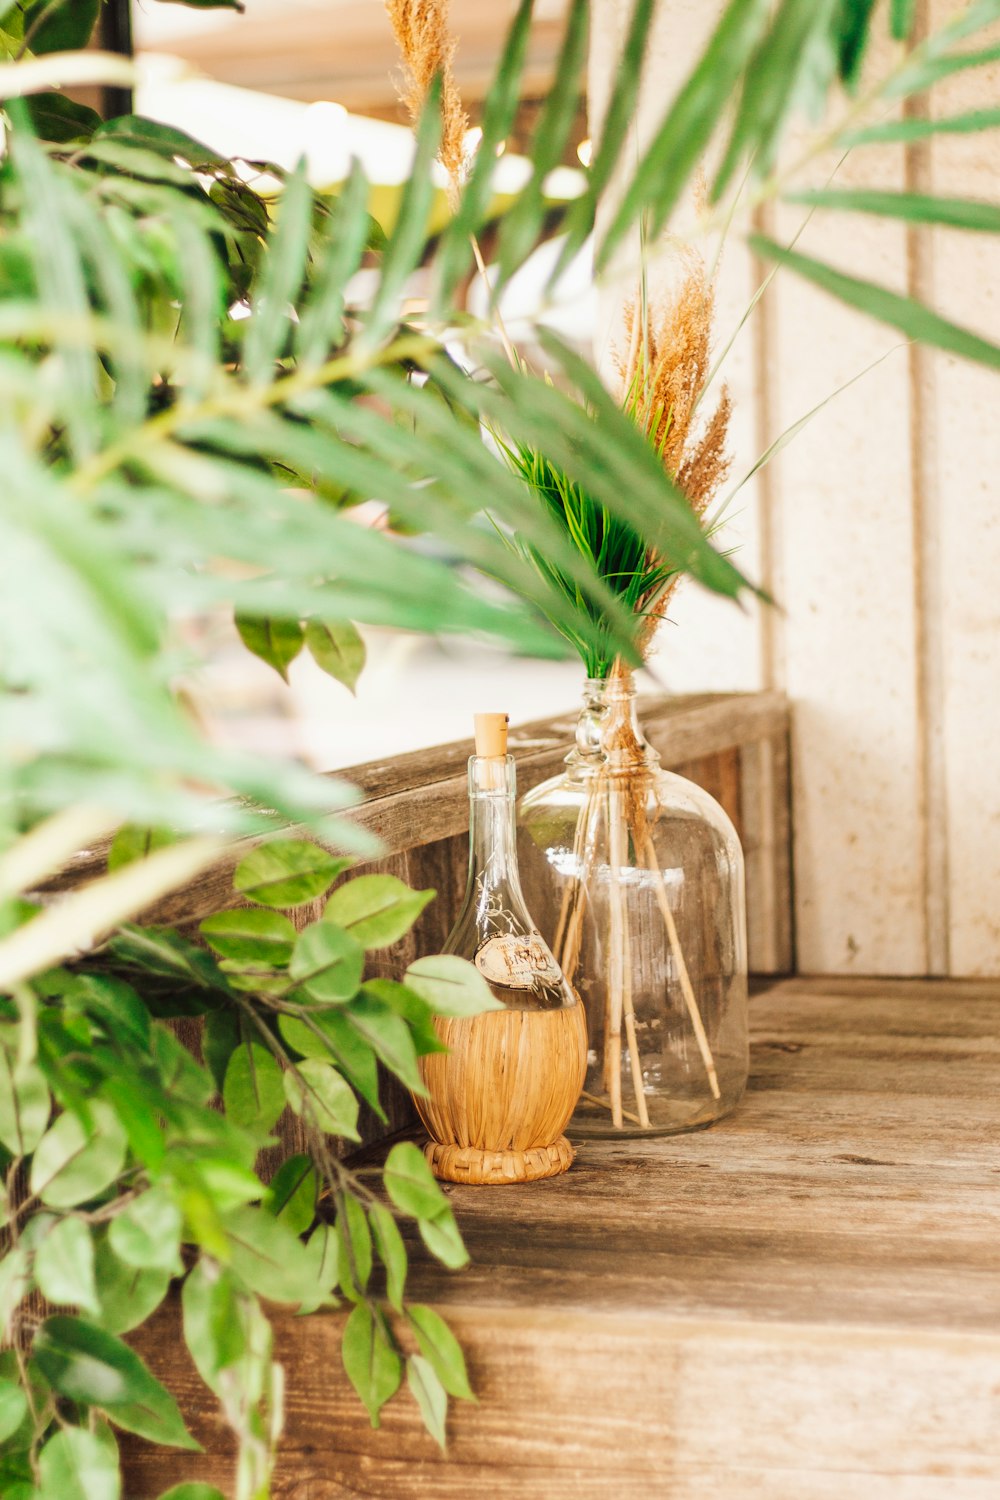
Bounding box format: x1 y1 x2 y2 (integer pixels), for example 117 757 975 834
22 0 98 53
0 1249 28 1341
406 1353 448 1448
284 1059 360 1140
235 614 304 682
341 1303 402 1427
347 998 425 1094
407 1305 474 1400
289 922 365 1004
265 1154 317 1236
158 1487 227 1500
0 1054 49 1155
107 824 178 873
369 1202 407 1312
323 875 434 949
362 980 448 1057
335 1193 372 1299
30 1103 128 1210
202 1009 240 1095
222 1205 321 1304
304 619 366 694
157 1487 227 1500
92 1235 169 1336
33 1316 198 1450
383 1142 449 1222
180 1261 245 1394
278 1011 383 1117
404 954 504 1017
23 92 101 144
34 1217 99 1314
418 1210 469 1271
223 1044 286 1134
234 840 350 908
0 1380 28 1444
109 1187 183 1274
200 907 296 966
298 1222 339 1313
38 1426 120 1500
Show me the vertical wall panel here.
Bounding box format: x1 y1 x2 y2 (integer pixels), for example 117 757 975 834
770 89 926 974
926 13 1000 976
589 2 1000 977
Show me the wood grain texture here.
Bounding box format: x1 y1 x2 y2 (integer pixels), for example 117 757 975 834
122 977 1000 1499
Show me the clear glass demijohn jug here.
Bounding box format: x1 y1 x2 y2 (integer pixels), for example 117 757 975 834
517 671 749 1136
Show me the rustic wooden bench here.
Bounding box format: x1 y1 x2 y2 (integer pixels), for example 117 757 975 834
124 973 1000 1498
101 692 1000 1495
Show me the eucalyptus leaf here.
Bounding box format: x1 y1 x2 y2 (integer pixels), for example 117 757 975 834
283 1059 360 1140
289 921 365 1004
92 1235 170 1336
335 1193 372 1300
406 1353 448 1448
277 1010 383 1116
235 614 304 682
0 1380 28 1445
33 1316 198 1449
38 1427 120 1500
33 1217 99 1314
222 1205 321 1305
405 954 502 1017
200 907 297 967
323 874 434 950
304 620 366 694
340 1303 402 1428
108 1186 183 1274
234 840 351 908
383 1141 450 1223
0 1053 49 1155
0 1248 29 1341
265 1153 317 1235
223 1044 286 1135
30 1102 128 1209
369 1202 407 1312
407 1305 475 1400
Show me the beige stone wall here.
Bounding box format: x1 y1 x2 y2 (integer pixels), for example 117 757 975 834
591 0 1000 977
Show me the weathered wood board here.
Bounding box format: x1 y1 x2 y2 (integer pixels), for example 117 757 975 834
123 977 1000 1499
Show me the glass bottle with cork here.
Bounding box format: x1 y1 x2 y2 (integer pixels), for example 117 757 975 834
414 712 587 1184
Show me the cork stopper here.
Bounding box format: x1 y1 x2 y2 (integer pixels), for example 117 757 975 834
474 713 509 758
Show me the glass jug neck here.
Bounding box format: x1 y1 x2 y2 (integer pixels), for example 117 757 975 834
463 754 526 912
570 670 660 776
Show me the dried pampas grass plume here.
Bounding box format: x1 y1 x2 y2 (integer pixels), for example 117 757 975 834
385 0 469 196
615 263 733 647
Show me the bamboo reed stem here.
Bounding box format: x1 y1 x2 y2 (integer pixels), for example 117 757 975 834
603 783 647 1129
605 785 626 1128
579 1089 643 1128
639 830 721 1101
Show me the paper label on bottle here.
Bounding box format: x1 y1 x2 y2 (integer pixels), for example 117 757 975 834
474 933 562 989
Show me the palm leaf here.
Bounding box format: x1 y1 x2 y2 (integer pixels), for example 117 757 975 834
749 233 1000 371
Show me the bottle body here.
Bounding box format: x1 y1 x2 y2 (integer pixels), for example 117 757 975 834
415 752 587 1183
518 674 749 1137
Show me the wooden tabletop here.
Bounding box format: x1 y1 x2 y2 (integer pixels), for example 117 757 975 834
124 976 1000 1498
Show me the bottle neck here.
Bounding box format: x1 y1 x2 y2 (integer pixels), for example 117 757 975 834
462 754 528 920
569 669 659 776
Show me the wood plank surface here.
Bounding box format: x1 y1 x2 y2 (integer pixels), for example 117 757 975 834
123 977 1000 1499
